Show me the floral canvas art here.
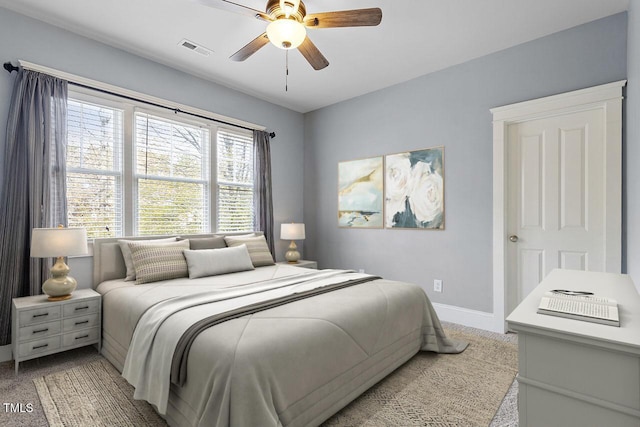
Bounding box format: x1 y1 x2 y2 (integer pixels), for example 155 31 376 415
385 147 444 229
338 156 384 228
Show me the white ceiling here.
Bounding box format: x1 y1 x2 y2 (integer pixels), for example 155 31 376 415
0 0 629 113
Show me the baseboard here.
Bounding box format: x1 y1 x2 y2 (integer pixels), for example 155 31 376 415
0 344 12 363
432 302 504 333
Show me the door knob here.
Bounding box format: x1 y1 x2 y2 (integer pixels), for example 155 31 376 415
509 235 519 242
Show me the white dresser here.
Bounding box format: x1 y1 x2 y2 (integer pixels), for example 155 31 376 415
506 269 640 427
12 288 101 373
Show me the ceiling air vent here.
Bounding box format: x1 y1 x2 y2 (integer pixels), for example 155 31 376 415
179 39 213 56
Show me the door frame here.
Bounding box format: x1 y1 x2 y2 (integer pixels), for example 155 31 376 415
490 80 625 333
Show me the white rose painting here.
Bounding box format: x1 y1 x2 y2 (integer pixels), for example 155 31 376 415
338 157 384 228
385 147 444 229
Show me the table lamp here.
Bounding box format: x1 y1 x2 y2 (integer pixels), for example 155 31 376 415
280 223 305 263
30 226 88 301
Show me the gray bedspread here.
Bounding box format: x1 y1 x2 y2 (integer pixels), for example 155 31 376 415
97 264 466 427
171 274 382 387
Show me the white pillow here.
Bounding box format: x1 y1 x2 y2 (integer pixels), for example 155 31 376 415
184 245 255 279
118 237 177 281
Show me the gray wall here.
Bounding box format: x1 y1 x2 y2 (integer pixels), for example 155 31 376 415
627 1 640 286
304 13 628 313
0 7 305 287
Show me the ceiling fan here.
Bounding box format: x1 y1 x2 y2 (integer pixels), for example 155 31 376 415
203 0 382 70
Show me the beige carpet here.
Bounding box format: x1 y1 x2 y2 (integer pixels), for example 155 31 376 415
32 328 517 427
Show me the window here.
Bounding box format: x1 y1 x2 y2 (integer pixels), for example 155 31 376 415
216 129 254 232
65 90 255 238
135 112 209 236
66 99 123 238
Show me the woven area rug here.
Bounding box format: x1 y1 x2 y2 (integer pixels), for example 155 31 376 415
33 359 166 427
34 328 517 427
323 328 518 426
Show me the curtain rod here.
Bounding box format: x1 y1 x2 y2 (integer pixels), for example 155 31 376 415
3 61 276 139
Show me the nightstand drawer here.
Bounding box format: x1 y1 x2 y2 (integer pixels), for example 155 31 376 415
63 298 100 317
18 320 61 342
62 327 99 348
19 306 61 326
63 313 99 332
18 336 61 357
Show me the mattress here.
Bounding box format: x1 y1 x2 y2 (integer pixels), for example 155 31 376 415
96 264 466 427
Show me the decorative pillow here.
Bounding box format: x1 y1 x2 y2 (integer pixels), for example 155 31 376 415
129 240 190 284
224 235 275 267
184 245 254 279
118 237 177 281
227 232 257 238
178 236 227 250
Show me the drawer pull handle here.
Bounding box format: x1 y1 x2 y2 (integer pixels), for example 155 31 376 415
74 306 89 311
74 320 89 325
33 343 48 350
32 313 49 318
32 328 49 334
75 335 90 340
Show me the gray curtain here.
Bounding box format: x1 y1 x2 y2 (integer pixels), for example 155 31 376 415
253 130 274 256
0 69 68 345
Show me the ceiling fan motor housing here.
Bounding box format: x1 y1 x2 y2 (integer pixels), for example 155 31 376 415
266 0 306 21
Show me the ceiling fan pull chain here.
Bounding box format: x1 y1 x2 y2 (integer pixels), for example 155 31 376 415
285 50 289 92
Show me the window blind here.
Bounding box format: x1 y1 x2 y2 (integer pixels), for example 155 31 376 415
217 129 254 232
66 99 123 238
65 89 258 238
134 112 210 235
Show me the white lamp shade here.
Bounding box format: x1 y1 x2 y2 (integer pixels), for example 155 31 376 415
30 228 88 258
266 19 307 49
281 223 305 240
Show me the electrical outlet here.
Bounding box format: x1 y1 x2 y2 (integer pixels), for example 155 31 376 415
434 279 443 293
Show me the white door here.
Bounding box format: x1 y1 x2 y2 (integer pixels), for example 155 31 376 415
492 80 624 332
506 109 610 313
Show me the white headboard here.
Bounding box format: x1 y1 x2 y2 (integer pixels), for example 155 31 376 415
92 232 263 288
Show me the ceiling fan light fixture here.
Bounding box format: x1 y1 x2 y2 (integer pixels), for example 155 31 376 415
266 18 306 49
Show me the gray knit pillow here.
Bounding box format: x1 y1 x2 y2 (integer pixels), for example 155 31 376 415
224 235 275 267
178 236 227 250
130 240 190 284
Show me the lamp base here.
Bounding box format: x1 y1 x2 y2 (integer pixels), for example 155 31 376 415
46 294 72 302
284 241 300 263
42 257 77 301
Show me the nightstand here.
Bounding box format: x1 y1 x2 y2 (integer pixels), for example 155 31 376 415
277 260 318 269
12 288 101 374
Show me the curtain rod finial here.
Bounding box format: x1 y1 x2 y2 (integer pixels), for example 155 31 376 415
269 131 276 139
3 62 19 73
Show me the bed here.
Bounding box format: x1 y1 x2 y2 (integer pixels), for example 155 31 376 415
93 234 467 427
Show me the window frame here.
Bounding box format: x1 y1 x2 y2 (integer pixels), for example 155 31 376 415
66 86 255 238
133 108 212 236
66 91 126 238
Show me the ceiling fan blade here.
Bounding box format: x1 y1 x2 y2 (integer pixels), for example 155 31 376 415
192 0 272 22
304 8 382 28
230 33 270 61
297 36 329 70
